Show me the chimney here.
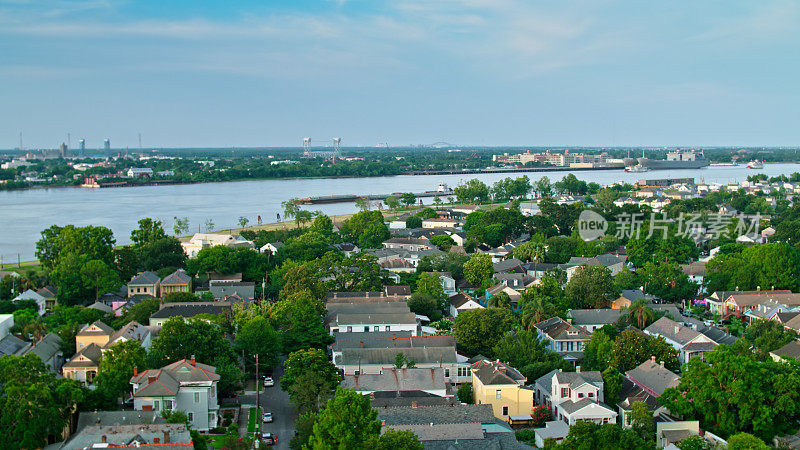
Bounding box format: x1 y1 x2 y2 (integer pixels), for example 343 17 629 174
566 318 572 324
147 375 157 384
575 366 581 373
133 366 138 377
366 292 370 298
163 430 170 444
651 355 656 363
757 286 761 291
674 325 679 334
101 435 107 444
660 361 664 368
154 437 160 444
190 355 196 366
411 401 418 408
360 341 364 348
392 333 396 340
333 292 338 299
381 420 386 426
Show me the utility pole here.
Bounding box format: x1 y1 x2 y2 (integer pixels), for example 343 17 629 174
255 352 259 437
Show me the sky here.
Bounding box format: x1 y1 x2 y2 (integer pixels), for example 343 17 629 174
1 0 799 149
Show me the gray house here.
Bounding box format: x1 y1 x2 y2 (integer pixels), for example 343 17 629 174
130 358 220 431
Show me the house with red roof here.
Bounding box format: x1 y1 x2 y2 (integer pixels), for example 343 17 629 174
130 357 220 431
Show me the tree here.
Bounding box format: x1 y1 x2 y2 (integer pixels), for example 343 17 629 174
454 179 490 204
282 199 301 223
630 400 655 442
463 254 493 286
457 383 473 404
161 409 189 424
163 292 199 303
237 216 249 228
407 292 438 318
626 299 656 329
638 262 697 304
512 241 545 263
394 353 416 369
234 315 281 369
602 366 623 405
429 234 455 251
487 291 511 309
384 196 400 210
583 330 614 371
745 319 797 354
565 265 618 308
550 421 650 449
660 341 800 440
204 218 215 232
676 435 712 450
307 387 382 449
95 340 147 403
36 224 116 270
354 198 370 211
726 433 769 450
535 176 552 197
705 243 800 293
492 329 571 381
340 210 390 249
130 218 167 246
454 308 516 357
309 214 334 236
173 216 190 236
544 236 579 264
375 429 423 450
611 330 679 373
614 267 641 291
400 192 417 206
80 259 120 300
405 215 422 229
416 272 446 303
270 292 332 353
0 354 84 449
282 349 340 410
296 210 315 228
50 253 93 305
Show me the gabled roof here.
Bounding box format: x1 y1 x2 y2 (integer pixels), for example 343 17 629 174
771 340 800 361
64 343 103 368
36 285 57 298
534 317 591 341
625 359 680 397
384 285 411 296
644 317 700 346
493 258 525 273
78 320 114 336
129 271 160 286
161 269 191 286
558 398 616 416
107 321 151 347
470 359 525 386
619 289 651 302
150 303 231 319
535 369 603 394
449 293 476 309
24 332 62 361
131 359 219 398
567 309 622 326
377 404 496 426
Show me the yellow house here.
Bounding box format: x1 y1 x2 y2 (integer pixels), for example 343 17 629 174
75 320 113 350
160 269 192 295
471 359 534 422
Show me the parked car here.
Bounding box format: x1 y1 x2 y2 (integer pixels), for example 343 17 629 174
261 432 277 445
263 377 274 387
262 412 273 423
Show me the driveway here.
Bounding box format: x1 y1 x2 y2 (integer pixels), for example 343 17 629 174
258 363 296 450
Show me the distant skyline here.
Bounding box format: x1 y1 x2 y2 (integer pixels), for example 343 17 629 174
2 1 799 149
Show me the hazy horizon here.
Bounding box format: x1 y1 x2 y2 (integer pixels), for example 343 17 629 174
3 1 799 149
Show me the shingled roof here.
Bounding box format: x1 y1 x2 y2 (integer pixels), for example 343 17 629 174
471 359 525 386
131 359 219 398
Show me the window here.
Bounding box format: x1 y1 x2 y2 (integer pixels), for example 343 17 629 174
385 326 390 332
164 400 173 410
578 393 584 398
588 392 594 398
444 368 450 378
194 392 200 403
561 388 569 398
495 390 502 399
457 367 470 377
347 326 352 332
603 418 609 424
364 326 370 332
188 412 194 422
153 400 159 411
502 406 509 416
354 370 360 376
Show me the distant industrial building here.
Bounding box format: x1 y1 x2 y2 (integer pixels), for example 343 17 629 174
493 150 609 167
103 139 111 151
79 139 86 152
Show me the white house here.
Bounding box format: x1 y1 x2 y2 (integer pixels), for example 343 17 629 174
431 272 457 294
130 358 220 432
534 368 617 431
534 317 591 364
13 289 47 316
259 242 283 254
449 293 483 317
126 167 154 177
181 233 255 258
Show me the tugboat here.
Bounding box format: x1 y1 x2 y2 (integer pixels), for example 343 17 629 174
624 165 649 173
746 160 764 169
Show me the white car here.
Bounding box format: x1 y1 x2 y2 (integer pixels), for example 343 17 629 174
263 377 274 387
262 412 273 423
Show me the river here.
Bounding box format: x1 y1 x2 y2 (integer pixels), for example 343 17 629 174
1 163 798 262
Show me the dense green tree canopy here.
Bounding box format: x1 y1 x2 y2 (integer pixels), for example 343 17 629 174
95 340 147 403
565 265 618 308
454 308 516 357
492 329 571 381
705 243 800 292
462 253 494 286
340 210 390 249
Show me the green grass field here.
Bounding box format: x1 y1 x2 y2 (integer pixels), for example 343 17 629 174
247 406 261 433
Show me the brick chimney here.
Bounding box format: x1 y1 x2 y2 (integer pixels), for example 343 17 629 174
163 430 170 444
392 333 396 340
190 355 196 366
651 355 656 363
660 361 664 368
133 366 138 377
360 341 364 348
101 435 107 443
154 437 160 444
411 401 418 408
575 366 581 373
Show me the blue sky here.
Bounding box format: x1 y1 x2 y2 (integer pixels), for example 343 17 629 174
1 0 799 149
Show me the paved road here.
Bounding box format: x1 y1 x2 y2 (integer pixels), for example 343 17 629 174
257 363 296 450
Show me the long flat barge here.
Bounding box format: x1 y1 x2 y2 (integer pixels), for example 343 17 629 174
296 184 454 205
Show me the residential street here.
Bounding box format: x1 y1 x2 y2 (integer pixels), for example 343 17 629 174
252 363 296 450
